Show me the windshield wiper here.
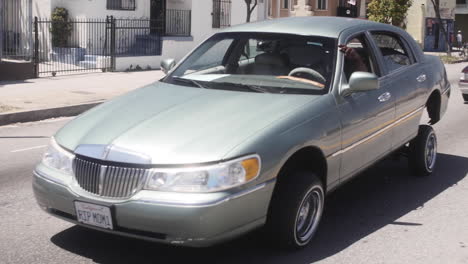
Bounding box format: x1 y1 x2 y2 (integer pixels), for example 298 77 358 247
172 77 207 89
215 82 270 93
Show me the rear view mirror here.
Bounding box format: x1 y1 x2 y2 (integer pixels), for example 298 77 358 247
341 72 379 97
161 58 176 74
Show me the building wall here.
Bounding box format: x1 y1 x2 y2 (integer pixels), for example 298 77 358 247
406 0 426 46
269 0 365 18
310 0 338 16
33 0 51 18
51 0 150 18
117 0 261 71
406 0 456 48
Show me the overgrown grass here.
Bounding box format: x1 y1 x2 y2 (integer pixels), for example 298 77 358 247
439 55 463 64
0 104 20 113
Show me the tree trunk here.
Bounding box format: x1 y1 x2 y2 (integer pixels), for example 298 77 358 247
245 0 257 23
246 4 252 22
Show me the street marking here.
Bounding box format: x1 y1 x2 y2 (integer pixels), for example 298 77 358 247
11 145 47 153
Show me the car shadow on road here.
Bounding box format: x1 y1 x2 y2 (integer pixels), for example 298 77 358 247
51 153 467 264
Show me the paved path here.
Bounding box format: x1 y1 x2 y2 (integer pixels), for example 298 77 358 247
0 71 164 114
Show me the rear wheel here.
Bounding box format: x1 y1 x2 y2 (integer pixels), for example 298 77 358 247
462 94 468 102
266 172 325 249
408 125 437 176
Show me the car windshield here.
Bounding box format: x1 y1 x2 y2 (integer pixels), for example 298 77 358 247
164 33 336 95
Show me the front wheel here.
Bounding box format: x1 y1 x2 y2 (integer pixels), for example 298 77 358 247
266 172 325 249
408 125 437 176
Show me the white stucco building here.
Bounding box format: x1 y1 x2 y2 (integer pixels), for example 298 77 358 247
1 0 267 73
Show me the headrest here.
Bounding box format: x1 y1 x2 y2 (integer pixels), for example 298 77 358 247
287 45 324 66
255 53 286 66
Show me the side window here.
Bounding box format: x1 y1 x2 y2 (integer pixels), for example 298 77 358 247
239 40 266 62
188 39 234 72
342 35 378 81
371 33 413 73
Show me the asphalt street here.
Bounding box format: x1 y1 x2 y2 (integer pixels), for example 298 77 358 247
1 63 467 264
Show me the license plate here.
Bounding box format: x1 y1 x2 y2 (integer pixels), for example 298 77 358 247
74 201 113 230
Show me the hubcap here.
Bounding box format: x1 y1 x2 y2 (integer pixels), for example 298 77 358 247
425 132 437 171
295 186 324 245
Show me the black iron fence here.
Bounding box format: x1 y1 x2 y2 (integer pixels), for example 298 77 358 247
33 10 191 77
114 17 163 57
34 17 112 77
1 0 33 61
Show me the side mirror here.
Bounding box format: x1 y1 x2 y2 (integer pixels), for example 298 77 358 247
160 58 176 74
341 72 379 97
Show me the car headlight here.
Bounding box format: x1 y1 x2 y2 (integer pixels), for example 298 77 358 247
42 137 75 175
145 155 261 192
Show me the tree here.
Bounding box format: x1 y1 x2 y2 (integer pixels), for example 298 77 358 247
50 7 72 47
429 0 451 56
245 0 258 23
367 0 412 28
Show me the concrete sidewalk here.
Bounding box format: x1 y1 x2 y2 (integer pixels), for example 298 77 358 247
0 70 165 125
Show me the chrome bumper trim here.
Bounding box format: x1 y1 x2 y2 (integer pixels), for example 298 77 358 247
330 106 425 158
34 170 67 186
34 169 275 208
137 179 275 208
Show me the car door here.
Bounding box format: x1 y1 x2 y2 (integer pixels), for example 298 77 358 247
369 32 425 147
336 33 396 180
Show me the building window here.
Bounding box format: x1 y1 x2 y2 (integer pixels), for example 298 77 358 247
107 0 136 11
212 0 231 28
282 0 289 9
317 0 327 10
456 0 466 5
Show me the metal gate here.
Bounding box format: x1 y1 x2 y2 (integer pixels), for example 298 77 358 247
34 17 113 77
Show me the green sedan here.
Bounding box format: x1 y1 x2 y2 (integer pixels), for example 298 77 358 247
33 17 450 248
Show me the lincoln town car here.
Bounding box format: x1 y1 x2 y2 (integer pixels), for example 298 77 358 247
33 17 450 248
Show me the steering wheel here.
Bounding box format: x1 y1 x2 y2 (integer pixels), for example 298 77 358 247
288 67 326 84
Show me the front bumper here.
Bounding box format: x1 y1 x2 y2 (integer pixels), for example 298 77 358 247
33 168 275 247
459 80 468 94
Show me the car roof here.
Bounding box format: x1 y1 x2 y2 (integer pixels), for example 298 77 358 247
220 16 391 38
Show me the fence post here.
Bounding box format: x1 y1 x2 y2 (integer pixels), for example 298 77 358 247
33 16 39 78
110 16 116 72
0 0 3 62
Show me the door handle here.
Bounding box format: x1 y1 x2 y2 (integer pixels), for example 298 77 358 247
416 74 426 82
378 92 391 102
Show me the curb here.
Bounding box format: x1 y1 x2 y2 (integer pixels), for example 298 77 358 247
0 101 103 126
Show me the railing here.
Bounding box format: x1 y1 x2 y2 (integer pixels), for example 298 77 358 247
34 17 112 77
32 10 192 76
166 9 191 36
1 0 33 60
113 18 163 57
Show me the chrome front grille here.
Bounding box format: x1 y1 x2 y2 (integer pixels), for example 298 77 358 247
73 157 148 198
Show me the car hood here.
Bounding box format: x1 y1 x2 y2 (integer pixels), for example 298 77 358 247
56 82 319 164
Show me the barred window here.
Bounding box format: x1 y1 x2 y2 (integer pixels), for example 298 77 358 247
107 0 136 11
317 0 327 10
212 0 231 28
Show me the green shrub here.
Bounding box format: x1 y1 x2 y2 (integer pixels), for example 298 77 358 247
50 7 72 47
